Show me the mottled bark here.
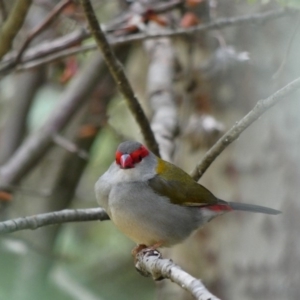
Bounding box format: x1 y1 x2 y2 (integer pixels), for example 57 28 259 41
187 3 300 300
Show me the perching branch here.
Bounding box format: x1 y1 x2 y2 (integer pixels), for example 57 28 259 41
191 76 300 181
0 208 109 234
1 8 291 75
79 0 160 157
0 0 33 60
135 250 221 300
0 206 220 300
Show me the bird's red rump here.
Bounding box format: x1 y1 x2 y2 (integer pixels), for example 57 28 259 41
207 204 233 212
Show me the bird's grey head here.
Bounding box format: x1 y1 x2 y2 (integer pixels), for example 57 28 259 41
115 141 151 169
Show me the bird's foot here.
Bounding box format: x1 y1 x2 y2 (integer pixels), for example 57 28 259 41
131 244 148 257
132 241 163 257
133 243 163 280
146 241 163 252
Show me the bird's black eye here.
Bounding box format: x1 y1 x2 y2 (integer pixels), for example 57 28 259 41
135 155 142 163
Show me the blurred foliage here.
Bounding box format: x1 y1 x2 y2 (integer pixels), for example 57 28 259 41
27 85 62 131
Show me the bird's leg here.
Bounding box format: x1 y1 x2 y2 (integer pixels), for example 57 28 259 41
133 242 164 281
131 241 163 257
147 241 163 251
131 244 147 257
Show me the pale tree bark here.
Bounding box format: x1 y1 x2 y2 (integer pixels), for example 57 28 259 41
180 2 300 300
144 26 178 162
143 9 181 298
212 4 300 299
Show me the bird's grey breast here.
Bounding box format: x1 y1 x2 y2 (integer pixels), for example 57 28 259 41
108 181 200 246
95 163 117 214
95 159 156 214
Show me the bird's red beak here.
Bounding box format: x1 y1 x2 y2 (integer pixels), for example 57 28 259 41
120 154 134 169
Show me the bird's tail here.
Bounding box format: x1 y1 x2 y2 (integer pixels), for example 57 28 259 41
217 199 281 215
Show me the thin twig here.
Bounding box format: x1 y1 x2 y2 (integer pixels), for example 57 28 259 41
135 251 221 300
0 208 109 234
0 27 89 74
273 14 300 79
190 76 300 181
15 44 94 70
0 0 33 60
79 0 160 156
53 134 89 160
14 0 72 65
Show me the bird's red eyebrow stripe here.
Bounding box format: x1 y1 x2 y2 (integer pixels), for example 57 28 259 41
115 151 122 165
115 146 149 165
130 146 149 161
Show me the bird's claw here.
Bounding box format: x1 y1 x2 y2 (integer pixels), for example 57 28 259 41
133 246 163 280
131 244 148 257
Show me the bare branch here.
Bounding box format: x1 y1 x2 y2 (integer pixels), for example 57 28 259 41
0 0 33 60
135 251 221 300
0 0 182 72
14 0 72 65
273 14 300 79
15 44 94 70
0 53 105 189
191 76 300 181
0 208 109 234
53 134 89 160
0 8 293 75
0 69 44 164
158 7 292 37
79 0 160 156
0 27 89 74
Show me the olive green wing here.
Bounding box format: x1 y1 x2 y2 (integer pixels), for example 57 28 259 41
148 161 218 206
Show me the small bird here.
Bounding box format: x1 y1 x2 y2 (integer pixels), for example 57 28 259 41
95 141 280 251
